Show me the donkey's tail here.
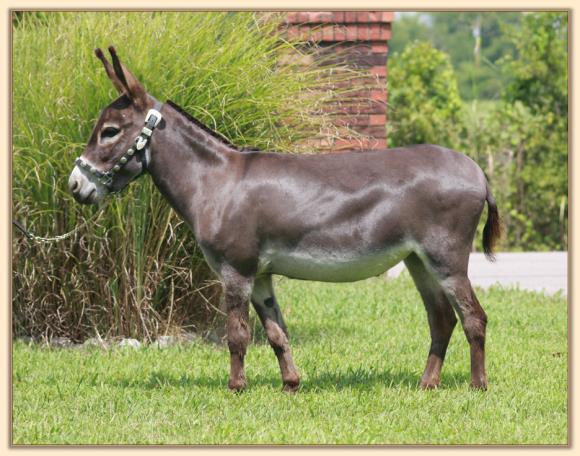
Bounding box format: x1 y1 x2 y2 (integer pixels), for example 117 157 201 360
482 180 501 262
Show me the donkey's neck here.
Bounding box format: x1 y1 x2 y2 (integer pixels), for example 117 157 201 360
146 101 243 229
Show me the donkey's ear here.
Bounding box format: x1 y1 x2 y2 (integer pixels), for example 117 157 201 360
95 48 126 94
108 46 147 110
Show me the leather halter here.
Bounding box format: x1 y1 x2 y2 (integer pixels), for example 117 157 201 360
74 100 163 192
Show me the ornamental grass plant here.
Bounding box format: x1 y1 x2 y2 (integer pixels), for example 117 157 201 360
12 12 358 341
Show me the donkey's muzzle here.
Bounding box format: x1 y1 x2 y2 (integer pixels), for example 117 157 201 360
68 166 105 205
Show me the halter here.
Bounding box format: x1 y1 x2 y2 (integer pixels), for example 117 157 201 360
74 100 164 192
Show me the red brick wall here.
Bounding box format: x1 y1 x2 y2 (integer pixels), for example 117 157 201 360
285 11 392 152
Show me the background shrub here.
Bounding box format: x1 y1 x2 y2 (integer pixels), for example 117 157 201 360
387 41 463 149
387 12 568 251
12 12 355 342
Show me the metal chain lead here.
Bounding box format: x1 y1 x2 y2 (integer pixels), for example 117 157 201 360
12 200 110 244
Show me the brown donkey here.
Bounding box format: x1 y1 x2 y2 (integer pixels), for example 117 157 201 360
69 48 501 392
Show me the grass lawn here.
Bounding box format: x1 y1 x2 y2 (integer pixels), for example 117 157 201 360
12 274 568 445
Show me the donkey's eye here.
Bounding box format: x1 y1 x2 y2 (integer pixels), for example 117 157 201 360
101 126 120 139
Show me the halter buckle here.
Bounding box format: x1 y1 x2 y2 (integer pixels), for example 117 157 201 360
145 109 162 128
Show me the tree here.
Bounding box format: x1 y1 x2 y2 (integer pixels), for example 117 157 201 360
492 12 568 250
431 12 521 100
387 12 567 250
391 12 521 100
501 12 568 120
389 13 432 55
387 41 463 149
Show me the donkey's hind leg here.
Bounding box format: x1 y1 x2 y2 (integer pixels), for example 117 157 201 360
404 253 457 389
251 275 300 392
415 247 488 390
439 274 488 390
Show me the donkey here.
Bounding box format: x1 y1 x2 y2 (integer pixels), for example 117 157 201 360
69 47 501 392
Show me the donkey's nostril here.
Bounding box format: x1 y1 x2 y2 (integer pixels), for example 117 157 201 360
68 177 81 194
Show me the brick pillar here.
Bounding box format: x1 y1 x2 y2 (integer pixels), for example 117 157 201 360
285 11 392 152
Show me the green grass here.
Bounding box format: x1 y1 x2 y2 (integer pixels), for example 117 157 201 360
12 275 567 445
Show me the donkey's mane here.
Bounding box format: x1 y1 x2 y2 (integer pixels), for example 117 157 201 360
166 100 260 153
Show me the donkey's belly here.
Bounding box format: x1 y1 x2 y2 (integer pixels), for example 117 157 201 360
260 244 412 282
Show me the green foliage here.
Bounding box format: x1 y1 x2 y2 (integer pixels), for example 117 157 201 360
387 41 463 148
501 12 568 118
482 102 568 250
391 12 520 100
388 12 568 251
388 14 432 56
12 12 354 341
484 12 568 250
12 276 567 444
430 12 520 100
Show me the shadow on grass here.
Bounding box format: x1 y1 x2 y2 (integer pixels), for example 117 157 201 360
252 321 386 347
103 368 471 392
294 369 470 392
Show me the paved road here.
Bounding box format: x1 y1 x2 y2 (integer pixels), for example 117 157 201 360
387 251 568 295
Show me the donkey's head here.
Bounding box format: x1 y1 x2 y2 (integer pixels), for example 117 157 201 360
68 47 162 205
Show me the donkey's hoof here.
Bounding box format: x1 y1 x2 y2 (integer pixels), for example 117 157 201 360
228 379 247 393
282 380 300 393
420 375 440 390
470 380 488 391
470 374 488 391
420 380 440 390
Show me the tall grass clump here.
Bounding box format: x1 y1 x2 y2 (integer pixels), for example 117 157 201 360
12 12 357 342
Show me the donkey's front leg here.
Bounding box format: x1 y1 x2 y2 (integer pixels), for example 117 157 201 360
222 268 253 392
251 275 300 392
